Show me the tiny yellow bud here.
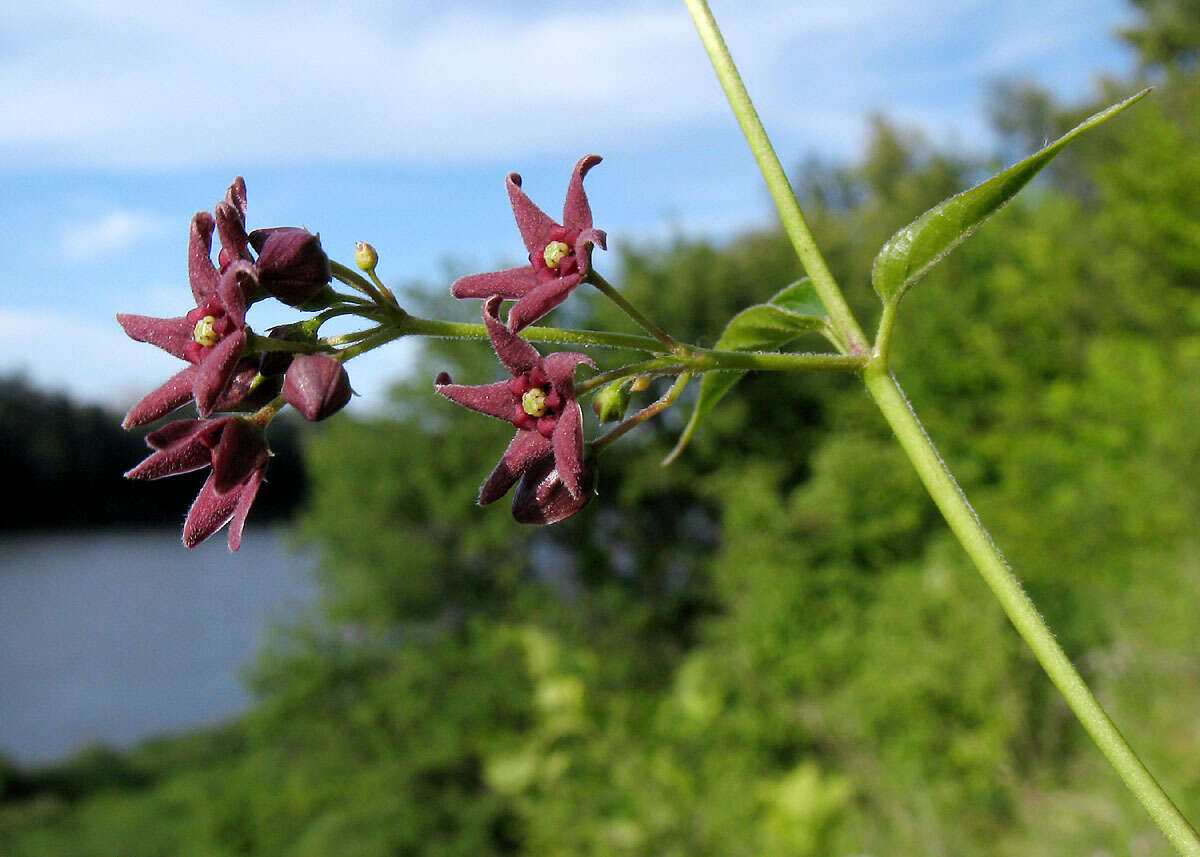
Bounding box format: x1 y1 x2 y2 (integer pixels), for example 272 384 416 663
521 388 548 417
630 375 651 393
193 315 219 347
355 241 379 272
542 241 570 270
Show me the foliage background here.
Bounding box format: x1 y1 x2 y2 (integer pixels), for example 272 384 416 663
3 2 1199 854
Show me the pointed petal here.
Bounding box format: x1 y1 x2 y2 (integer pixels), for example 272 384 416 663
562 154 602 230
450 265 539 300
479 431 551 505
189 211 219 304
145 418 208 450
216 200 250 263
121 366 198 429
225 177 248 219
483 296 541 375
505 274 581 333
227 460 266 551
507 172 557 256
512 454 595 525
117 313 194 360
183 473 239 548
217 261 255 327
551 400 585 498
435 379 518 423
212 418 265 494
125 419 218 480
542 351 597 392
194 330 247 416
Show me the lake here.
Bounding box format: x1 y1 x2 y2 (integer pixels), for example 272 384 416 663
0 528 317 766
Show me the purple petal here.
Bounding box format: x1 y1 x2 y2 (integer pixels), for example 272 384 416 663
212 418 264 494
216 200 250 264
125 420 220 480
117 313 194 361
505 275 581 333
217 261 255 327
479 431 551 506
212 363 279 413
483 296 541 375
562 154 602 230
121 366 198 429
507 172 557 256
182 473 239 548
145 418 209 450
227 462 266 552
189 211 219 304
435 379 517 423
450 266 539 300
542 351 597 393
511 454 595 525
226 177 248 217
283 354 353 421
551 400 585 499
194 330 247 416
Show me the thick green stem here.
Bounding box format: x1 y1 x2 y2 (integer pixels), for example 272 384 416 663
687 2 1199 851
684 0 868 354
864 364 1200 857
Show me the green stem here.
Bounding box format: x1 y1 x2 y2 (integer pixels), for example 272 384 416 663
330 260 386 303
586 270 684 353
688 1 1199 851
864 364 1200 857
684 0 868 355
591 371 692 453
400 315 671 353
577 359 689 394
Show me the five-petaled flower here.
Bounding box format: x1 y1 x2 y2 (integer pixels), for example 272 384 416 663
435 296 597 522
117 203 260 428
125 416 269 550
451 155 607 333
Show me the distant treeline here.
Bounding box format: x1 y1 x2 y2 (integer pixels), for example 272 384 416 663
0 375 306 531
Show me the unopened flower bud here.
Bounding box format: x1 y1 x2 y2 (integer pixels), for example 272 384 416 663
282 354 353 421
630 375 652 393
249 227 332 307
355 241 379 272
592 380 631 422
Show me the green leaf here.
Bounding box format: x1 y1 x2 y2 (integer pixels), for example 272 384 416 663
871 89 1150 308
664 280 827 464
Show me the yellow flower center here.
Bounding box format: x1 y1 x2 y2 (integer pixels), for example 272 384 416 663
193 315 219 347
521 388 548 417
542 241 571 270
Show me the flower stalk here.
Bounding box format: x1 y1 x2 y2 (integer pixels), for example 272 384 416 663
685 1 1200 853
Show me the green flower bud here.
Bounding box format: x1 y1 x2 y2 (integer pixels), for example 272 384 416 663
592 379 632 422
355 241 379 272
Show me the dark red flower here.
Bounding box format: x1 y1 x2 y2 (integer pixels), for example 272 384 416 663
435 297 596 522
125 416 269 551
283 354 353 421
248 227 331 307
451 155 606 332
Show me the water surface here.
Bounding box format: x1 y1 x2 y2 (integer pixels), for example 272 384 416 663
0 528 316 765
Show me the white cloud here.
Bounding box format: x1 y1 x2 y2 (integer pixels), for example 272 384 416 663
59 210 172 262
0 0 1130 170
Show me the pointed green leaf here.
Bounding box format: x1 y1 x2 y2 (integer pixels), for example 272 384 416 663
871 89 1149 307
664 280 827 464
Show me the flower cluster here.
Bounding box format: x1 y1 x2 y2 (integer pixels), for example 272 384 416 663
119 178 350 550
441 156 607 523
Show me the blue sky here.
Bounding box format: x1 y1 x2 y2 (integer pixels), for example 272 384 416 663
0 0 1136 412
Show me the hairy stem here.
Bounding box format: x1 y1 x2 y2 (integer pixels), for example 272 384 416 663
684 0 868 354
864 364 1200 856
591 372 692 453
688 1 1200 851
586 270 684 353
